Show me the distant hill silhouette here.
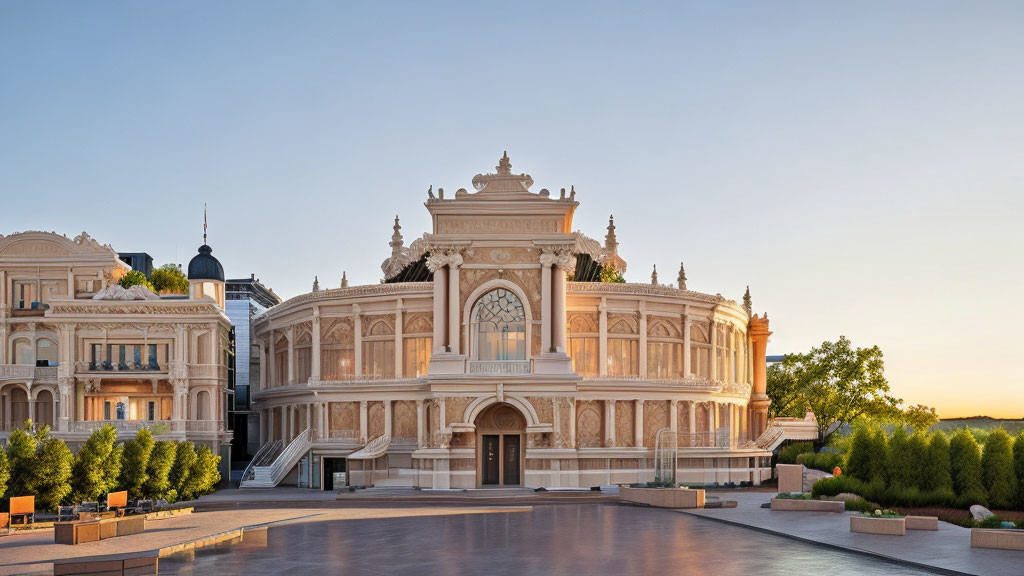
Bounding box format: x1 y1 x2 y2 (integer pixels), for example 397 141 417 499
934 417 1024 435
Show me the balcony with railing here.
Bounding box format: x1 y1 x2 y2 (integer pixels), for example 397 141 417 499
75 360 169 374
188 364 227 380
0 365 58 381
467 360 532 375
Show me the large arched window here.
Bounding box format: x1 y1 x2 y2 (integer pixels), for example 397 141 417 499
471 289 526 361
36 338 58 366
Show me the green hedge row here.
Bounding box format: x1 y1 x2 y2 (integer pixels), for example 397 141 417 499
0 422 220 512
818 426 1024 510
797 451 843 473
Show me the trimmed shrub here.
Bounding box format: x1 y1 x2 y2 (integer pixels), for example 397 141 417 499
906 432 928 489
846 426 887 482
845 497 877 514
0 446 8 500
118 270 154 291
119 429 155 498
981 428 1017 510
180 445 220 501
150 264 189 294
1014 432 1024 509
797 451 843 473
144 441 177 500
920 432 952 492
71 425 121 503
778 442 814 464
950 428 986 507
811 474 865 499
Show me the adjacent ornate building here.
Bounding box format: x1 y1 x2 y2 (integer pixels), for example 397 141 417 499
250 153 774 489
0 231 233 471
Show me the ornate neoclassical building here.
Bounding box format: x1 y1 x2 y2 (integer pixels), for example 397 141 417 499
0 231 233 468
251 154 774 489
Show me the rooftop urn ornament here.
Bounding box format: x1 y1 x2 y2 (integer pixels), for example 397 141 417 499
677 262 687 290
341 271 348 288
743 286 752 315
313 276 319 292
651 264 658 285
569 185 576 201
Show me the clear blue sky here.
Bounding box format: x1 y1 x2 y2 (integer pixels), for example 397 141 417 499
2 1 1022 417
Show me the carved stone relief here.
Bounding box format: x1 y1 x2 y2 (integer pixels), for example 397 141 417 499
575 400 603 448
616 401 635 447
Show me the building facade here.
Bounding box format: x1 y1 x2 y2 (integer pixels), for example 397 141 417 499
0 231 234 470
252 154 774 489
226 275 281 461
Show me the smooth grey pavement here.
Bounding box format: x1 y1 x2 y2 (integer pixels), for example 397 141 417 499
162 504 935 576
682 492 1019 576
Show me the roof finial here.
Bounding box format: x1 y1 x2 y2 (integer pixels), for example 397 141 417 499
390 215 404 256
605 215 618 253
341 271 348 288
569 185 575 201
497 151 512 175
651 264 658 285
677 262 687 290
313 276 320 292
743 286 752 315
203 203 208 245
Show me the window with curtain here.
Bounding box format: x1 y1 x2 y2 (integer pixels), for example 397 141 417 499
362 341 395 378
403 337 432 377
647 342 682 379
569 337 598 377
607 338 639 377
471 288 526 361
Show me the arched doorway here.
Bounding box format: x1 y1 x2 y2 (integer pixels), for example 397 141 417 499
475 403 525 487
35 389 54 428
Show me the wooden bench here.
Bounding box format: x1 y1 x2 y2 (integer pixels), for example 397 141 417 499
9 496 35 526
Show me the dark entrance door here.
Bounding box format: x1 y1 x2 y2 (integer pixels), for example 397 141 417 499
323 458 347 491
482 435 500 485
503 435 521 486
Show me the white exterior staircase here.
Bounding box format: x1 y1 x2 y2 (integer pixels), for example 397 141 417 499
755 415 820 452
240 428 312 488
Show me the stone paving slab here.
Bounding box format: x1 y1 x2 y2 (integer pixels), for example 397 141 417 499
678 492 1021 576
0 506 530 575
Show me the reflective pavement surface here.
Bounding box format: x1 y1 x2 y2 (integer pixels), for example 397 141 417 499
161 504 935 575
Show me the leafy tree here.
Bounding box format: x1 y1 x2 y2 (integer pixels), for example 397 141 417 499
1014 433 1024 509
599 265 625 283
920 432 952 492
144 441 177 499
169 442 198 501
981 428 1017 509
0 447 9 500
71 425 120 502
118 270 154 291
151 264 189 294
33 435 73 510
766 360 806 419
5 422 39 498
119 429 155 498
903 404 939 433
767 337 901 445
950 428 986 505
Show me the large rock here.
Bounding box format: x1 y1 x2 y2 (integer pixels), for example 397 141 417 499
802 468 833 492
828 492 861 502
971 505 994 521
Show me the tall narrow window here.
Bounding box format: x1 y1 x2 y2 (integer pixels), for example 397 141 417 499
471 289 526 361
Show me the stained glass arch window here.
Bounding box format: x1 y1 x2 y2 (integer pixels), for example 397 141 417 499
471 288 527 361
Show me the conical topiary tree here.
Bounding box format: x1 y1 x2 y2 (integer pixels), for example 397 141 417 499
71 425 121 502
886 427 916 487
144 441 177 499
5 422 38 498
906 432 929 490
169 442 197 502
119 429 155 498
33 433 74 511
845 426 881 482
920 432 952 492
1014 432 1024 509
981 428 1017 510
950 428 986 506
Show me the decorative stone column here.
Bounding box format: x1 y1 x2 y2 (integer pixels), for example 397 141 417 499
688 402 696 446
552 250 574 354
57 377 73 432
634 399 644 448
426 253 448 353
638 303 648 378
748 314 772 439
710 319 718 381
394 301 403 377
539 251 556 353
312 307 321 383
353 305 362 377
598 298 608 376
416 400 425 448
670 399 678 434
605 400 616 447
447 252 463 354
286 326 295 386
682 307 691 377
268 331 276 388
359 400 368 442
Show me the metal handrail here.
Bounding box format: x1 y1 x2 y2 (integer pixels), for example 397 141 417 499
241 440 282 482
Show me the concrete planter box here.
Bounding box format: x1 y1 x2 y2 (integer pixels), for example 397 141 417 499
54 521 101 545
770 498 845 512
971 528 1024 550
620 486 705 509
850 516 906 536
906 516 938 531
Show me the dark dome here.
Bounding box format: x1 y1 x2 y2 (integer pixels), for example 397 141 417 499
187 244 225 281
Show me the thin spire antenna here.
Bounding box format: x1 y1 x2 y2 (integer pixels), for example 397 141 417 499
203 203 208 245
